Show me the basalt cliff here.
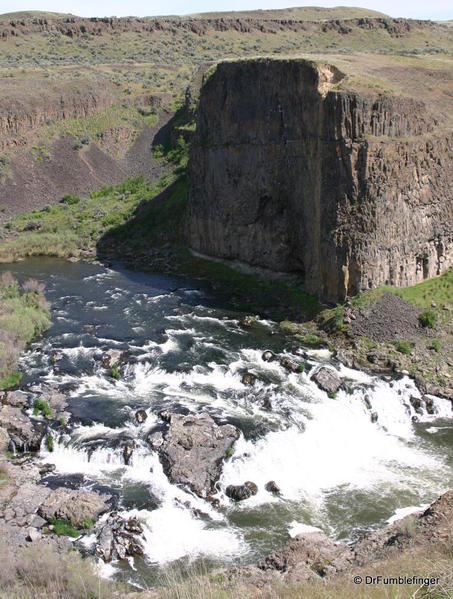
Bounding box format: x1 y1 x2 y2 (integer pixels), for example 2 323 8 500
188 58 453 302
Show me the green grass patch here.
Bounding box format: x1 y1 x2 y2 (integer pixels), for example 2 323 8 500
394 340 412 355
48 518 80 538
428 339 441 353
0 371 22 390
33 398 53 418
418 310 437 328
46 434 54 452
110 364 120 380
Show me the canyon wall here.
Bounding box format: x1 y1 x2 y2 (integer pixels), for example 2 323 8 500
187 58 453 302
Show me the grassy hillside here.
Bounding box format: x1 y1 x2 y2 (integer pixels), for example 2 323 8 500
186 6 389 20
0 11 73 18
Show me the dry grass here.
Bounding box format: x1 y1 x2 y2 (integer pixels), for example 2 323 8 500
0 541 118 599
133 547 453 599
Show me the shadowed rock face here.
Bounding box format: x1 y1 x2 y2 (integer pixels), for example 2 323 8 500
188 58 453 302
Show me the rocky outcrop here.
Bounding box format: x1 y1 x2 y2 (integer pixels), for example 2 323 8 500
95 514 145 562
261 529 352 582
151 411 239 498
0 405 46 452
188 58 453 302
37 487 112 527
0 79 115 151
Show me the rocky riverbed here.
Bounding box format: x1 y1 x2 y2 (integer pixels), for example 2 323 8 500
0 257 452 591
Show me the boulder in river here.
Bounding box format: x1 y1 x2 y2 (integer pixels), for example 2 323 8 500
312 367 342 394
123 441 134 465
280 357 301 372
264 481 281 495
135 409 147 424
96 514 145 562
241 372 256 386
101 349 122 369
38 487 112 527
226 481 258 501
262 351 275 362
157 412 239 498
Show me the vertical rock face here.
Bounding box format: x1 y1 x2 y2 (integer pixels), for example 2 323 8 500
188 58 453 302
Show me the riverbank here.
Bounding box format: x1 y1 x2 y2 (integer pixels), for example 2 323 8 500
0 272 50 390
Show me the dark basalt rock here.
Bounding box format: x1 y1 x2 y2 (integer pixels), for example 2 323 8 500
264 480 281 495
241 372 256 386
123 442 134 465
226 481 258 501
135 409 147 424
262 350 275 362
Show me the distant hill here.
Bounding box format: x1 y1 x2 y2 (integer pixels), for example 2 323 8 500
0 6 389 21
185 6 389 20
0 10 73 19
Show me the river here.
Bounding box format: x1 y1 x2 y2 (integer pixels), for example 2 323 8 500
3 257 452 586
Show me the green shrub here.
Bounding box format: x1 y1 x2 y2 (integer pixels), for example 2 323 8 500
110 364 120 380
81 517 94 530
33 398 53 418
225 446 233 458
60 194 80 206
395 340 412 355
418 310 437 328
46 433 54 452
429 339 441 353
48 518 80 538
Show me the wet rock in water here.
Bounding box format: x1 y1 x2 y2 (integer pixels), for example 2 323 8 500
363 394 372 411
280 357 300 372
96 514 144 562
370 412 378 423
38 488 111 527
409 396 423 415
135 409 147 424
157 412 239 498
146 431 164 451
262 350 275 362
0 405 46 452
261 529 352 582
101 349 122 369
159 410 172 423
262 398 272 411
265 481 281 495
334 349 353 368
226 481 258 501
423 395 435 415
312 367 342 394
241 372 256 386
240 315 256 328
123 442 134 465
39 463 56 476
